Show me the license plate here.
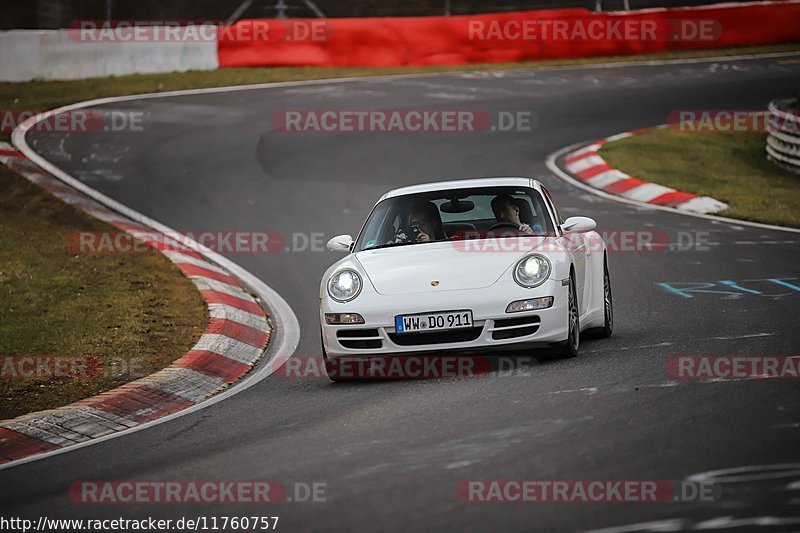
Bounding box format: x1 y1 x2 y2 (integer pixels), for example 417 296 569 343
395 310 473 333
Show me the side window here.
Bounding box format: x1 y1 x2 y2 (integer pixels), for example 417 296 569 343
540 186 564 226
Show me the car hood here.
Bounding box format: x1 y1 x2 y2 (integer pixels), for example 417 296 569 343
355 238 554 295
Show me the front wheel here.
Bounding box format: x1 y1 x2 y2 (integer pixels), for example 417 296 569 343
555 274 580 359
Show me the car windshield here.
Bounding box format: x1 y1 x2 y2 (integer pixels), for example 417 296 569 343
356 186 555 251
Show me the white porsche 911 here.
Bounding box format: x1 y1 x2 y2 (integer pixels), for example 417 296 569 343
319 177 612 380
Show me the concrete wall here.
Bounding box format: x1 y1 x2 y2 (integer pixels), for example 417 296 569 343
0 28 218 82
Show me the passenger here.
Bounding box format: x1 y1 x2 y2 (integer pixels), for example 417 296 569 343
490 195 535 235
396 201 445 243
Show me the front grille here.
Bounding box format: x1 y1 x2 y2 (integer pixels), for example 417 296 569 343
491 316 541 340
337 329 382 350
388 327 483 346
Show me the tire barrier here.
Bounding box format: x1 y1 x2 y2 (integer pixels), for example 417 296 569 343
767 97 800 174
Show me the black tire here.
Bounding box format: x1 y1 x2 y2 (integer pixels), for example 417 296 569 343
586 256 613 339
555 273 580 359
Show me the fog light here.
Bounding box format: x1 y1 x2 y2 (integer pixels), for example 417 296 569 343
325 313 365 325
506 297 554 313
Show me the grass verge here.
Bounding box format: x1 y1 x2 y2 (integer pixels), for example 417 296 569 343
599 129 800 228
0 166 208 420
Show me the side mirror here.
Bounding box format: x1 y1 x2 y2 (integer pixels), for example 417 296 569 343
561 216 596 233
327 234 354 253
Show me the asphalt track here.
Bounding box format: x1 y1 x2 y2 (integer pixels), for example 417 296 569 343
3 54 800 532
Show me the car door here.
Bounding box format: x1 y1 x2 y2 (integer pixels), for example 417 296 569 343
541 186 590 315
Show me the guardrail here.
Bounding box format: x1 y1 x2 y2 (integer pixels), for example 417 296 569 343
766 97 800 174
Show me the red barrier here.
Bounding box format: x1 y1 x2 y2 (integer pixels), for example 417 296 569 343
218 2 800 69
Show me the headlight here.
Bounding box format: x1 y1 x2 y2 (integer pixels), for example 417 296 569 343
327 269 362 302
513 254 551 288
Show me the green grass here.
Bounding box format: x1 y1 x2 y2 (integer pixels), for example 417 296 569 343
0 166 208 420
600 129 800 228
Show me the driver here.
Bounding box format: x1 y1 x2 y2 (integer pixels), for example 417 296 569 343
491 195 535 235
395 201 445 243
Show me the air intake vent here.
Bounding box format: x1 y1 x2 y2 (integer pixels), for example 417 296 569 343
336 329 382 349
491 316 541 340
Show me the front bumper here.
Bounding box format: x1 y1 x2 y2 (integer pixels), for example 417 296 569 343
321 278 569 358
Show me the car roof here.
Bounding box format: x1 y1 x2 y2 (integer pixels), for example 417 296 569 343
381 177 542 201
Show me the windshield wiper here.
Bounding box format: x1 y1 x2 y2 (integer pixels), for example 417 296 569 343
362 241 420 251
